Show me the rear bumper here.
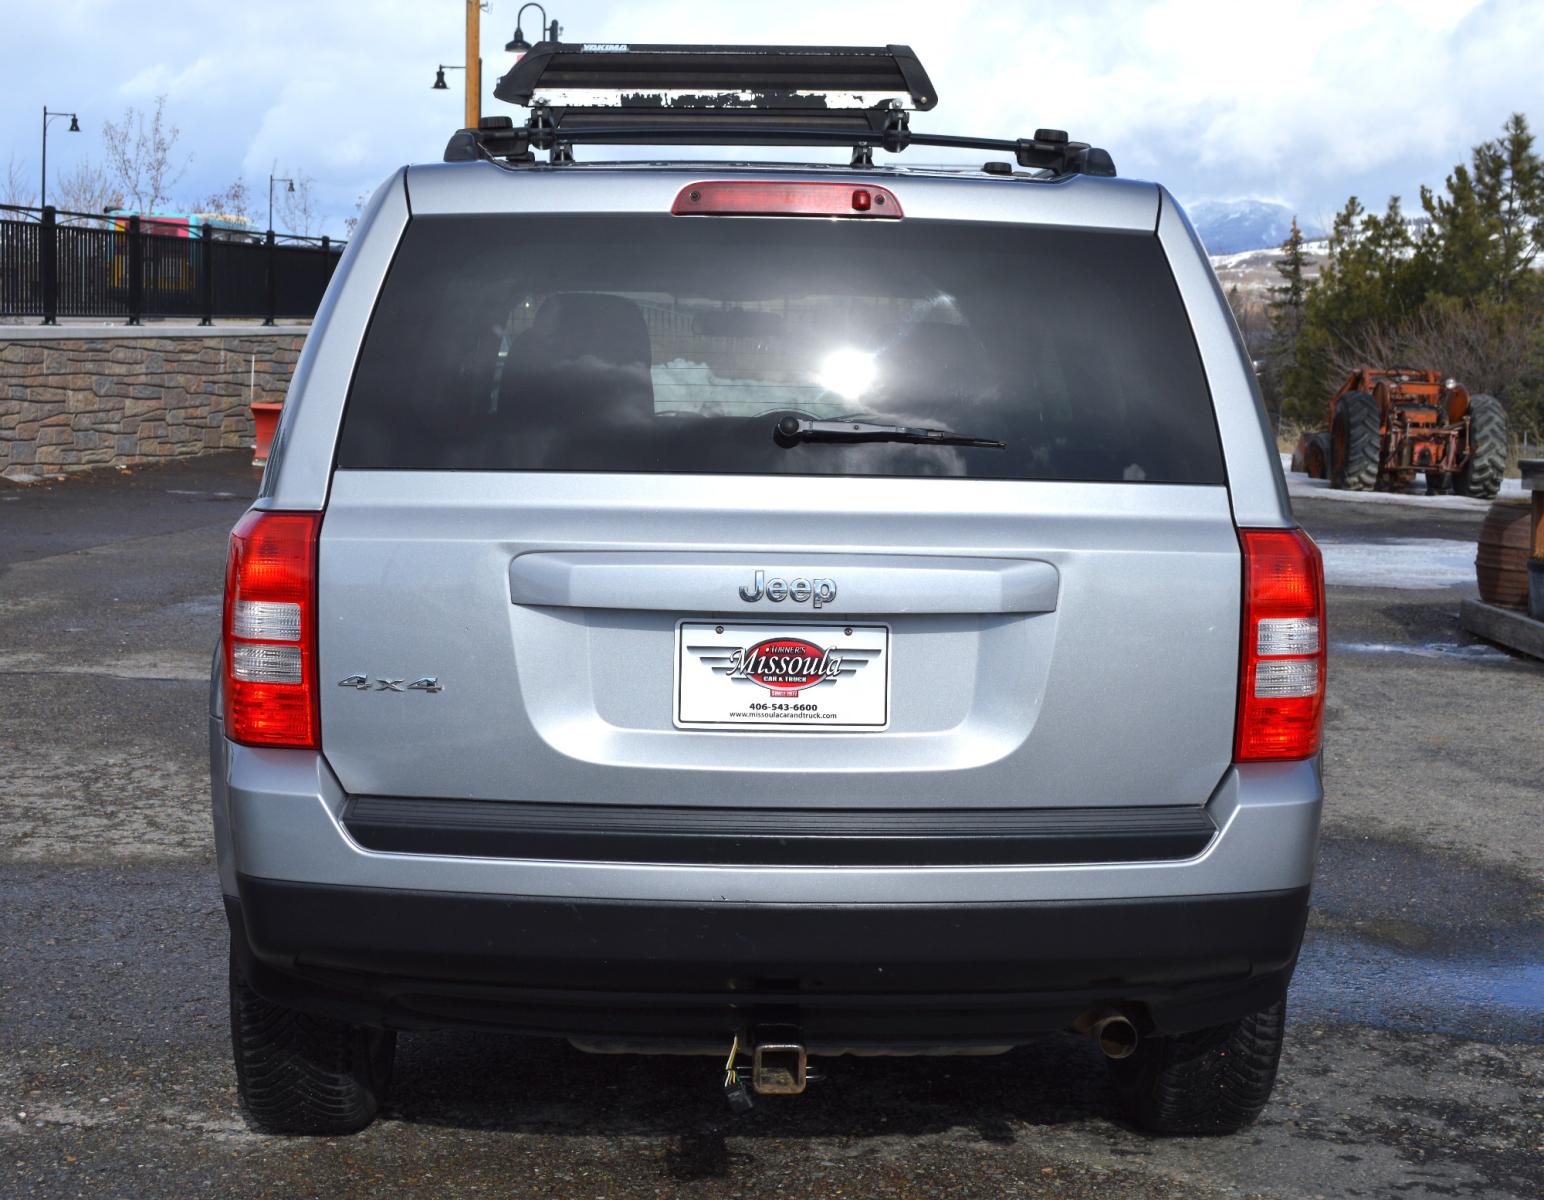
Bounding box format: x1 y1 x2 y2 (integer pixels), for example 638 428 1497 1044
214 736 1320 1044
212 740 1321 905
229 879 1309 1044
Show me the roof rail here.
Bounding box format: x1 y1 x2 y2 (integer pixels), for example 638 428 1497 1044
443 41 1115 179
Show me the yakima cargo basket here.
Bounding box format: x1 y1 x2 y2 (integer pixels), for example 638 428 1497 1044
443 41 1115 177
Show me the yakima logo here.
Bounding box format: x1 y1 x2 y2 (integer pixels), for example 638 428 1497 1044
728 637 843 695
738 570 837 608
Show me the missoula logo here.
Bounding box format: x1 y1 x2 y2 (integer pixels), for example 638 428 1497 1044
728 636 844 697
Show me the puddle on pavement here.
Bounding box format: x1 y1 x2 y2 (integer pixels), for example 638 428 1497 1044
1297 836 1544 1043
1333 640 1513 662
1293 930 1544 1043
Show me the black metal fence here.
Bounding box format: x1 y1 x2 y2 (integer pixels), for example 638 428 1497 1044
0 204 346 326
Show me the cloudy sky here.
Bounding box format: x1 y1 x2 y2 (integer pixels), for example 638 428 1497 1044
4 0 1542 237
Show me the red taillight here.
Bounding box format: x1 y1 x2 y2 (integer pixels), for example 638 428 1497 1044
1235 527 1326 762
223 510 321 749
671 181 903 218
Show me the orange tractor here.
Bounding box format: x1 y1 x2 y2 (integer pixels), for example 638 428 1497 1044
1295 368 1507 498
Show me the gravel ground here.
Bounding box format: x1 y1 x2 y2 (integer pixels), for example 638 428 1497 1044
1 459 1541 1199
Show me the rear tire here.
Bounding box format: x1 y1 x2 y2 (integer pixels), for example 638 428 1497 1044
230 956 396 1135
1331 392 1380 491
1305 432 1330 480
1108 1000 1286 1136
1453 393 1507 499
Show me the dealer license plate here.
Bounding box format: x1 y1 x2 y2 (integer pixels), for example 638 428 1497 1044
674 621 890 730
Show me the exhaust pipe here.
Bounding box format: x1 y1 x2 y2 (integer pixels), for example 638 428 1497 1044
1092 1013 1139 1059
1076 1009 1140 1059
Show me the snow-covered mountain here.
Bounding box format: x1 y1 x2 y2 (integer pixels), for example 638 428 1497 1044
1203 210 1445 291
1209 239 1329 293
1186 199 1322 255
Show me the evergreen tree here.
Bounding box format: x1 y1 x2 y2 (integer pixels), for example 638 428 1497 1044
1421 161 1500 298
1268 217 1310 336
1279 197 1413 418
1420 112 1544 301
1313 195 1421 336
1473 113 1543 296
1266 218 1311 417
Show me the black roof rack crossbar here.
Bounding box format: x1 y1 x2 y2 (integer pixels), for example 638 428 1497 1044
495 42 937 111
445 114 1117 179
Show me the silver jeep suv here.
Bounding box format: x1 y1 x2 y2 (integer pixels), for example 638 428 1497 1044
212 43 1325 1136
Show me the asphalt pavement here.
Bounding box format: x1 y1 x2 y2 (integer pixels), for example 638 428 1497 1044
1 457 1541 1199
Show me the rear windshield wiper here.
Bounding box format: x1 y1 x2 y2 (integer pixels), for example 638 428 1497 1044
774 415 1005 450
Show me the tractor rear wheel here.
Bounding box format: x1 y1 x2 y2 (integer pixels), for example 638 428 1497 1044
1332 391 1380 490
1453 394 1507 500
1305 432 1330 480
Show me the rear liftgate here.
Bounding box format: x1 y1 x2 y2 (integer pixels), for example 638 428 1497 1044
437 41 1122 1111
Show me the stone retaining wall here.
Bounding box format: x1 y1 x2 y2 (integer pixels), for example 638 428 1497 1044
0 329 308 481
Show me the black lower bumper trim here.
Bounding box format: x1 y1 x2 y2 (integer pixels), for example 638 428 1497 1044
231 876 1309 1041
339 797 1217 866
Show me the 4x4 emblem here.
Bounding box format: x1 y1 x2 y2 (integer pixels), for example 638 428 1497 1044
338 675 442 693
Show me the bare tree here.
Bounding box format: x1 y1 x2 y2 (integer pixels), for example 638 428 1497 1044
1328 324 1405 391
1333 303 1544 432
278 171 320 236
2 153 33 208
1227 285 1273 358
1401 305 1543 400
1227 285 1281 427
343 191 368 238
101 95 189 212
196 178 256 224
51 161 122 217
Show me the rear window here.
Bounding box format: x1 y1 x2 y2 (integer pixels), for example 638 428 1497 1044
337 212 1223 483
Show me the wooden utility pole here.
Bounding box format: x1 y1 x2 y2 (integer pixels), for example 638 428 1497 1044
465 0 482 128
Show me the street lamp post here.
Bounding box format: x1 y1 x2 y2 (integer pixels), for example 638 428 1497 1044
437 5 562 130
434 61 478 131
506 3 562 59
268 175 295 234
464 0 484 131
41 107 81 210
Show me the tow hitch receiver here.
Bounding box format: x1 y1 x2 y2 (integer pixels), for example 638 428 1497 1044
752 1043 808 1095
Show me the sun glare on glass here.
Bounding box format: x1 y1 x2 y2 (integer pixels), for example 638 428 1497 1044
816 348 877 400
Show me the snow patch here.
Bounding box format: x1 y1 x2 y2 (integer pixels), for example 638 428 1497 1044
1209 240 1330 270
1316 537 1476 589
